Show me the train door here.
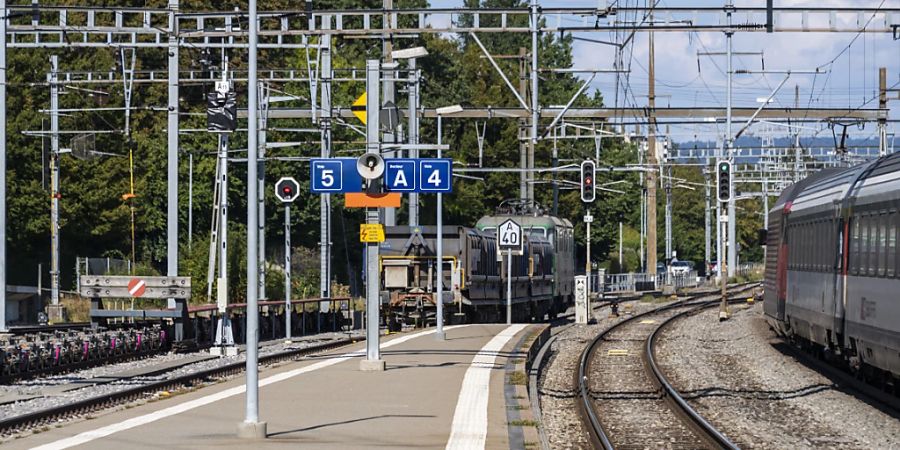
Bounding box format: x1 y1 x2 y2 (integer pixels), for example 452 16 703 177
775 218 789 321
832 216 849 340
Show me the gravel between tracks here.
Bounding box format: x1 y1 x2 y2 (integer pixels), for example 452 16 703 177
0 331 361 424
656 302 900 450
539 296 684 450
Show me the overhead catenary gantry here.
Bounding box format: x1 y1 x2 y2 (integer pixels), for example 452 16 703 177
0 1 895 332
6 5 898 48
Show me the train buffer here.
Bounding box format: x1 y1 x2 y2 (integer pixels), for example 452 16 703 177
8 323 549 450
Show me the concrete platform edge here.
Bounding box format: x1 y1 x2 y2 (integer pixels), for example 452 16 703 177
506 324 551 449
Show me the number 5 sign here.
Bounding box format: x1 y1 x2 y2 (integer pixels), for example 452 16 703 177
311 160 343 192
309 158 363 193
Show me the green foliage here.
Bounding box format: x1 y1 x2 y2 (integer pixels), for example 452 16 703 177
3 0 767 303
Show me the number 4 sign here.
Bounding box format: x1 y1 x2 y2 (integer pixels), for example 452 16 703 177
419 160 452 193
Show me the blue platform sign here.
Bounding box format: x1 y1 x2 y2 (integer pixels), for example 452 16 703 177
419 159 452 193
309 157 451 194
310 158 363 193
384 159 417 192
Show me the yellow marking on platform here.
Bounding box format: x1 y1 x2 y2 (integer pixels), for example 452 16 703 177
639 319 657 324
607 349 629 356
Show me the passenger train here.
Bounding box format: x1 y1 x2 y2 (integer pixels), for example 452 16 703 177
379 201 575 326
765 153 900 383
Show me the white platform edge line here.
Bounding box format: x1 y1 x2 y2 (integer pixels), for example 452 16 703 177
445 323 528 450
31 325 467 450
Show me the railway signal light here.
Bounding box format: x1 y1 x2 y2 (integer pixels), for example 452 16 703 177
275 177 300 203
581 160 596 203
717 161 732 203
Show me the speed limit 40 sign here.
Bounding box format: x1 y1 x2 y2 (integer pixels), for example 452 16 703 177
497 219 523 256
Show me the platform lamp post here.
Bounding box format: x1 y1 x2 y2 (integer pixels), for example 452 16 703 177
390 46 428 228
433 103 461 340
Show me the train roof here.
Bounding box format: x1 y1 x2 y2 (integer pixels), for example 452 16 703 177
475 214 573 231
782 152 900 217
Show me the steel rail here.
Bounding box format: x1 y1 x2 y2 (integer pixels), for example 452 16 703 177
646 300 744 450
576 282 758 449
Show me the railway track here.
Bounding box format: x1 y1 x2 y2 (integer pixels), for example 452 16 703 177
576 283 759 449
0 336 360 436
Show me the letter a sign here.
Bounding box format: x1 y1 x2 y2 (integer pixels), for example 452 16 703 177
384 160 416 192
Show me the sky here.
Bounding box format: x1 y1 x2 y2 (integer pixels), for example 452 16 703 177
426 0 900 145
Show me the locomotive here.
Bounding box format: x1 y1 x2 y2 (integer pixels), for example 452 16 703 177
765 154 900 383
380 201 574 326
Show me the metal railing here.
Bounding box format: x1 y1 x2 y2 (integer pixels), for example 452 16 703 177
597 270 702 294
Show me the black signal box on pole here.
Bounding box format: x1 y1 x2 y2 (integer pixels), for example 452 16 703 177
581 160 596 203
717 161 732 203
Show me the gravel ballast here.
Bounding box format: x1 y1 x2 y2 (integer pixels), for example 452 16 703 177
538 297 684 450
656 302 900 450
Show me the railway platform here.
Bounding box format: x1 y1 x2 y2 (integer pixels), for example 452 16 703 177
8 323 547 450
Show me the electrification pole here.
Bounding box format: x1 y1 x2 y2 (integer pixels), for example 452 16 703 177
646 9 658 279
0 0 7 331
320 18 333 313
166 0 179 310
726 2 737 279
382 0 396 226
528 0 539 202
49 55 60 309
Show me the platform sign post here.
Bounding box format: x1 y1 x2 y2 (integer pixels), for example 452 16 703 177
498 219 522 325
360 59 386 372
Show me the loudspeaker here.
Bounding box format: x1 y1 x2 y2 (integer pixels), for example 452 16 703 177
357 153 385 180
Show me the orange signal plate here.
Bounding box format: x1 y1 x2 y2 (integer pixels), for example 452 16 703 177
345 192 401 208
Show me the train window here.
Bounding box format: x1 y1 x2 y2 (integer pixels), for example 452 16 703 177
801 222 807 270
864 215 874 276
819 221 826 272
858 216 867 275
802 223 808 269
808 221 815 271
879 214 887 277
788 224 796 269
888 217 896 278
850 217 860 275
869 217 875 275
815 221 822 271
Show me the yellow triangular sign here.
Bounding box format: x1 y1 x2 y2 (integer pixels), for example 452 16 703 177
352 92 367 125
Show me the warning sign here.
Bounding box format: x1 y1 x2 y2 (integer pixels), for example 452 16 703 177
360 223 386 243
352 92 367 124
127 278 147 297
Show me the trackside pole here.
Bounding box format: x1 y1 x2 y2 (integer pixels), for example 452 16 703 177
285 205 291 341
719 208 729 321
238 0 266 438
0 0 6 332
